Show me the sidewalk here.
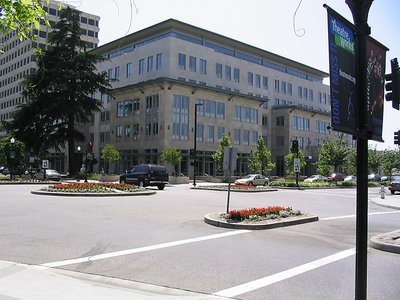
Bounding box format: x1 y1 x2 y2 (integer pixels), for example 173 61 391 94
0 260 227 300
369 188 400 254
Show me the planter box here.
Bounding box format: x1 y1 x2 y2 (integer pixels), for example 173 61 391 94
169 176 189 184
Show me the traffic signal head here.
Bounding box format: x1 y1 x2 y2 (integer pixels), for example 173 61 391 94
385 58 400 110
292 140 299 153
394 130 400 145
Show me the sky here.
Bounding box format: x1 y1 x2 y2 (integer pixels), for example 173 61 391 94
66 0 399 150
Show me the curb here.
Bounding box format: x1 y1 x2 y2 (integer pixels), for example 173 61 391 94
31 190 157 197
204 213 319 230
369 230 400 254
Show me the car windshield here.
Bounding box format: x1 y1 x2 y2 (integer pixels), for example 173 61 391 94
243 175 255 179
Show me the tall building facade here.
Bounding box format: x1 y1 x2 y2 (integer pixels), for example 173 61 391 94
0 0 100 172
90 19 354 177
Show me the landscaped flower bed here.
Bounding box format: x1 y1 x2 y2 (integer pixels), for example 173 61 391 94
40 182 143 193
222 206 302 222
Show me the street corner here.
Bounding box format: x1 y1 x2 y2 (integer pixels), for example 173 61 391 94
369 230 400 254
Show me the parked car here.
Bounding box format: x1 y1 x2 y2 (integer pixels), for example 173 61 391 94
388 177 400 194
380 175 395 182
368 173 381 181
344 175 357 182
304 175 327 182
234 174 269 186
34 169 62 181
326 173 345 182
119 164 169 190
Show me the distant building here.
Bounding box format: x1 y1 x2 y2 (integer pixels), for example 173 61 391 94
90 19 355 177
0 0 100 172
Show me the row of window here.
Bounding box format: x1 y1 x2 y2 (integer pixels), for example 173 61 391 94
177 53 328 107
107 54 163 80
116 95 159 116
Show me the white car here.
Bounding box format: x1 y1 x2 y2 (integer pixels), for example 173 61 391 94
304 175 327 182
234 174 269 186
344 175 357 182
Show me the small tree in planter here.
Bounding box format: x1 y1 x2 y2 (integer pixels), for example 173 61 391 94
161 147 182 176
100 144 120 174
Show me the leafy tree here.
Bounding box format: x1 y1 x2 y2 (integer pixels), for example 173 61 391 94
316 136 349 175
2 6 112 174
368 147 382 174
0 136 26 179
343 147 357 175
212 135 231 174
100 144 120 173
0 0 49 41
380 150 400 178
248 137 275 175
161 147 182 175
285 146 306 176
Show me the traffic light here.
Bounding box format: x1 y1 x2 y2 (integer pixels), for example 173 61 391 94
189 149 195 159
385 58 400 110
394 131 400 145
291 140 299 153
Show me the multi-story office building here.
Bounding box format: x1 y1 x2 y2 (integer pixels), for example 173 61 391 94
0 0 100 172
91 19 354 177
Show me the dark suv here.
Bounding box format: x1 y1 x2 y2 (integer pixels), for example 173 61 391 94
119 164 169 190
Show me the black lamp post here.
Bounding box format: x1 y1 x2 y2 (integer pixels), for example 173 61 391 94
193 103 203 186
10 137 15 180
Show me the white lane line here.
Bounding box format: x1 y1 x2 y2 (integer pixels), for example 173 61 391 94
320 210 400 221
213 248 355 298
41 230 251 268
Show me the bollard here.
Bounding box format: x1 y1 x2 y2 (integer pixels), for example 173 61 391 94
380 185 385 199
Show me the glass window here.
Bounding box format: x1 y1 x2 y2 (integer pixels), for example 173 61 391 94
156 53 163 70
276 136 284 148
234 129 241 145
114 66 120 79
216 102 225 119
298 86 303 99
248 72 253 86
274 79 280 92
126 62 133 77
276 116 284 126
225 65 231 81
234 68 240 83
178 53 186 70
288 83 293 96
243 130 249 145
172 95 189 140
200 59 207 74
189 56 196 72
216 63 222 79
139 58 144 74
281 81 286 94
251 131 258 146
262 76 268 90
255 74 261 88
147 56 153 72
207 126 215 143
196 124 204 142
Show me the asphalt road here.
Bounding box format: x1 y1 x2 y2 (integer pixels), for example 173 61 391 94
0 183 399 299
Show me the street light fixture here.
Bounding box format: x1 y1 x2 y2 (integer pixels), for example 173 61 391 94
193 103 203 186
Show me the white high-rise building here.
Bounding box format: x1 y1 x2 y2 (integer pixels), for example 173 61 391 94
0 1 100 172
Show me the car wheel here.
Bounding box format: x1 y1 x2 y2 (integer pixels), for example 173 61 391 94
158 184 165 190
248 182 254 186
263 181 268 186
120 178 126 184
391 190 395 194
139 180 144 187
